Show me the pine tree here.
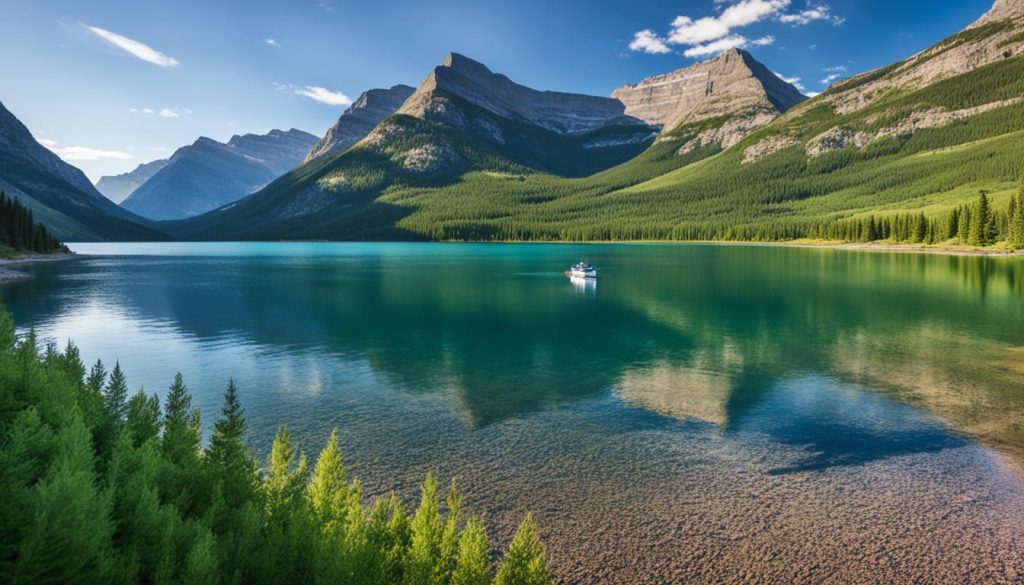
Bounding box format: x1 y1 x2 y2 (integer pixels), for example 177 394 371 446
261 424 312 584
161 373 202 514
969 191 994 246
1011 179 1024 249
104 362 129 425
406 472 444 585
206 379 257 508
493 513 552 585
13 414 115 583
125 390 162 447
451 517 490 585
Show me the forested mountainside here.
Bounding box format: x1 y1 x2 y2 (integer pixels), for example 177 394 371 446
165 50 804 241
168 1 1024 246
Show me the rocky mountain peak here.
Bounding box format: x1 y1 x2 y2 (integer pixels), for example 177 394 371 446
971 0 1024 27
398 53 634 135
305 84 415 162
612 49 805 134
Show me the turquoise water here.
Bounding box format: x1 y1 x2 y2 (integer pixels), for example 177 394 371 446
4 242 1024 583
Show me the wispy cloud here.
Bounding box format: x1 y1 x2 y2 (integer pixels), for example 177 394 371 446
86 25 179 67
275 82 352 106
265 38 281 47
775 71 806 93
629 0 842 58
778 4 841 26
40 138 134 161
821 73 842 85
130 107 189 118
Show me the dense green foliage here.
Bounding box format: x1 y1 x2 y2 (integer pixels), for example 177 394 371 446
170 55 1024 246
0 311 552 584
809 186 1024 249
0 192 67 254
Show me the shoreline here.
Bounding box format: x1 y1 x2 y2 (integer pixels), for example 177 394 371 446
77 239 1024 258
0 252 75 283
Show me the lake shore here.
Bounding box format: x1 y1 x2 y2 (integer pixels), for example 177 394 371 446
0 252 74 283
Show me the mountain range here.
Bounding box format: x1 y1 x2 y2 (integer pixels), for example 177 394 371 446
0 101 164 241
117 129 317 221
2 0 1022 243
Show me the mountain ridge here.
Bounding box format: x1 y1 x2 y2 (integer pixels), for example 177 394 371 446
0 100 165 241
121 128 318 221
305 85 416 162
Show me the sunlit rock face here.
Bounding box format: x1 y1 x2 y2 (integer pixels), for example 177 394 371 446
398 52 638 134
305 84 415 162
612 48 806 133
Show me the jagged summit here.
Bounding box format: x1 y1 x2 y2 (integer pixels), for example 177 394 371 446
398 52 636 134
613 49 805 132
305 84 415 162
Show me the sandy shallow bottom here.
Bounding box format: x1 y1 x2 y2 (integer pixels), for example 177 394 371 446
261 378 1024 585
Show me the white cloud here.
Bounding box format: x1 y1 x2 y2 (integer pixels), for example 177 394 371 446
629 30 672 54
40 139 134 162
159 108 180 118
629 0 840 59
821 73 841 85
775 71 806 92
668 0 789 46
805 91 822 98
275 83 352 106
86 25 178 67
823 65 847 72
265 38 280 47
683 34 774 57
684 35 748 57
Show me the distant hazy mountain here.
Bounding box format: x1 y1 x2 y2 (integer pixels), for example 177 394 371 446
0 100 165 241
96 158 170 203
120 129 318 221
305 84 415 162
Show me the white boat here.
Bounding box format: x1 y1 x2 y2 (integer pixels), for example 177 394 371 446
566 261 597 279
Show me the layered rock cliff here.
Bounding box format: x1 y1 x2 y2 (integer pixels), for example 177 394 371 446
305 85 415 162
612 49 805 151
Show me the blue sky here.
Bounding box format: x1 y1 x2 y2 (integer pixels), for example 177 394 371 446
0 0 996 182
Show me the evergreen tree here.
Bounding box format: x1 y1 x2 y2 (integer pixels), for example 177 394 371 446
125 390 162 447
104 362 129 425
1010 179 1024 249
969 191 994 246
493 513 552 585
451 517 490 585
160 373 202 514
206 379 257 509
13 414 115 584
406 473 444 585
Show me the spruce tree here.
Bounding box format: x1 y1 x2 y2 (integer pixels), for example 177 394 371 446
493 513 552 585
406 472 444 585
451 517 490 585
969 191 994 246
125 390 162 447
206 379 257 508
104 362 129 425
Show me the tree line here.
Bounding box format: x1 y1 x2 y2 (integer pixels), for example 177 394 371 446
0 191 68 254
0 310 553 585
809 182 1024 249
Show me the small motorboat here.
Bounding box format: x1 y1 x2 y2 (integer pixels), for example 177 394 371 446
565 261 597 279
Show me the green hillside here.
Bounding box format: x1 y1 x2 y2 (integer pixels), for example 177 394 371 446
170 14 1024 248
